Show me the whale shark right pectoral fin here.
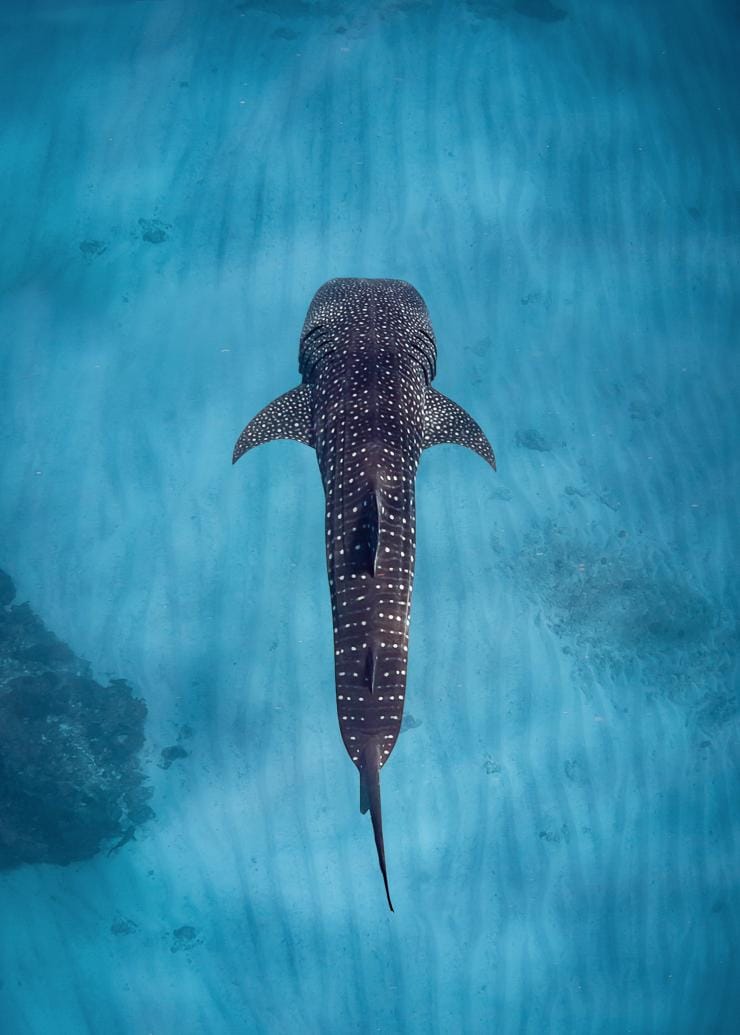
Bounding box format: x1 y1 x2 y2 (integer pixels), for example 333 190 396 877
422 387 497 471
232 385 314 464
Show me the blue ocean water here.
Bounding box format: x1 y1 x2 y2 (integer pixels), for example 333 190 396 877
1 0 738 1032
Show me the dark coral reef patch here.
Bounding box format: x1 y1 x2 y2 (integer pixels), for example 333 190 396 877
0 570 153 870
492 524 738 730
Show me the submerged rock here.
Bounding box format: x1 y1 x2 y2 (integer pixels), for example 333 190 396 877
79 239 107 257
0 570 153 870
110 916 138 936
171 924 201 953
400 712 422 733
138 217 170 244
515 428 552 452
159 744 189 769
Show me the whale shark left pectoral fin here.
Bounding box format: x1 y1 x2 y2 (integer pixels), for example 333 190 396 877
232 385 315 464
422 387 496 471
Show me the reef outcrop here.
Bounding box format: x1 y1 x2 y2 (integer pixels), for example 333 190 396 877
0 570 153 869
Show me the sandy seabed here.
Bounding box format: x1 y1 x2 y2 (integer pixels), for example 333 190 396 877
0 1 738 1032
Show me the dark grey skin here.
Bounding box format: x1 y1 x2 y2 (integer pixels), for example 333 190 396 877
233 278 495 910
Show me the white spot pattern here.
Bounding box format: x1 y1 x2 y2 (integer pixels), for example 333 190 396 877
232 384 314 463
233 277 496 774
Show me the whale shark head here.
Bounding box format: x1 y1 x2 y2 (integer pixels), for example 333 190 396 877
298 277 437 383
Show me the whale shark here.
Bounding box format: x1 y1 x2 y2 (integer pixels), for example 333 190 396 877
233 278 496 910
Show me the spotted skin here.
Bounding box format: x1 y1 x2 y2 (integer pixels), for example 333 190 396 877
233 277 495 910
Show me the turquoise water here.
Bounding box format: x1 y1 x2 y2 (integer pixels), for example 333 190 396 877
1 1 738 1032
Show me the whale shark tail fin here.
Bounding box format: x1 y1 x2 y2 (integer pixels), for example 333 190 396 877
359 739 394 912
232 385 314 464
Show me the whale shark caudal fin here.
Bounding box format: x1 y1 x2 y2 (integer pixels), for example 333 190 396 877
232 385 314 464
359 739 394 911
422 387 497 470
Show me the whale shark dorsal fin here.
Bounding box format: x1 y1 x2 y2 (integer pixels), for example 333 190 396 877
232 385 314 464
365 646 377 697
422 387 497 471
368 490 380 576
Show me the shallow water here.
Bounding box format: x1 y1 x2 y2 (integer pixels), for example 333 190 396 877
1 1 738 1032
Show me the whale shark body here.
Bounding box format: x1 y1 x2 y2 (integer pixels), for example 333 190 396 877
233 278 496 910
